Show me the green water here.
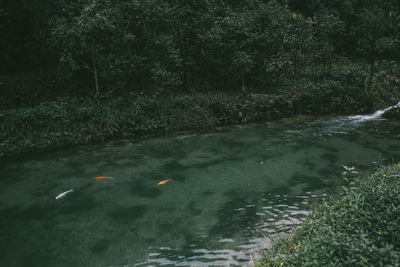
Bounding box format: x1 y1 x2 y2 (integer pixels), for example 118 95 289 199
1 116 400 266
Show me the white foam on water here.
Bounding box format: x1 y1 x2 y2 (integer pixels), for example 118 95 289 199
348 102 400 122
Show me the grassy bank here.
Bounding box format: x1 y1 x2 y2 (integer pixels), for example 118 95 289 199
1 58 400 159
258 164 400 266
0 92 291 158
0 80 398 159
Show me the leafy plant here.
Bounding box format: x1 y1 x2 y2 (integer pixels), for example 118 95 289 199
258 164 400 266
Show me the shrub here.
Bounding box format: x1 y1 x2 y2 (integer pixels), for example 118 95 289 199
258 164 400 266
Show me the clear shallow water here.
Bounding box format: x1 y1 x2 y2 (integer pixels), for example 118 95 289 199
1 115 400 267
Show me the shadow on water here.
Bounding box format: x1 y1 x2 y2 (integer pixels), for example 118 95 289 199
109 205 148 224
210 190 259 238
1 116 400 266
129 180 162 198
90 239 111 254
288 173 327 190
57 192 98 215
160 160 189 173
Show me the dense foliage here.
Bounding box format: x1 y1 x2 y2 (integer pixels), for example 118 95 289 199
1 0 400 106
1 2 400 263
258 164 400 266
1 80 388 158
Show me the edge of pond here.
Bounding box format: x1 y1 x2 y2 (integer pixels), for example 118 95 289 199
256 164 400 266
1 90 397 162
0 113 322 164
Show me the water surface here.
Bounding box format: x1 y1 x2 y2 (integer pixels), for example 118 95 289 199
1 115 400 266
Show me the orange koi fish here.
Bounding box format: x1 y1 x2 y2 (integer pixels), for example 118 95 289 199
157 179 171 186
96 176 113 180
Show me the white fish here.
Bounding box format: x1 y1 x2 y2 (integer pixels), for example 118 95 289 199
55 189 74 200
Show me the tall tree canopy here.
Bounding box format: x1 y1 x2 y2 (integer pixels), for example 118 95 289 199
1 0 399 97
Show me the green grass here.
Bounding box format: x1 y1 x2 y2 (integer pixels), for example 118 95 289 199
0 92 294 158
0 71 397 159
258 164 400 266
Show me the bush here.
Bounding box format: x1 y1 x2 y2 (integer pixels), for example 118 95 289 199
0 83 395 158
258 164 400 266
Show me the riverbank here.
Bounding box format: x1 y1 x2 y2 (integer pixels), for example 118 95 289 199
2 56 400 159
0 85 399 159
384 107 400 120
258 164 400 266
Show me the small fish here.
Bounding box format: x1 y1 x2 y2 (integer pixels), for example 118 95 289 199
55 189 74 200
96 176 113 180
157 179 171 186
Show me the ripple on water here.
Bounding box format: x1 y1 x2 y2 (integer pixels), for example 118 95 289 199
2 116 400 266
109 205 148 224
129 180 162 198
141 193 323 266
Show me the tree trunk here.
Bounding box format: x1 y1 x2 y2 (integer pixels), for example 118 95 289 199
182 32 189 91
33 29 44 104
241 71 245 93
183 66 188 91
94 65 100 105
92 46 100 105
369 58 375 90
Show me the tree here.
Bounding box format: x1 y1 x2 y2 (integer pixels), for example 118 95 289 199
352 8 400 87
247 1 316 88
52 0 117 103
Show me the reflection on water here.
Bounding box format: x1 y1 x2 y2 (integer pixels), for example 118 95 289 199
141 193 324 266
0 116 400 266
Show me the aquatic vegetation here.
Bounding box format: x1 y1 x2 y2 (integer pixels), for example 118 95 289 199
258 164 400 266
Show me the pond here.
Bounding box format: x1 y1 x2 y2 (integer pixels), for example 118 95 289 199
1 115 400 266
